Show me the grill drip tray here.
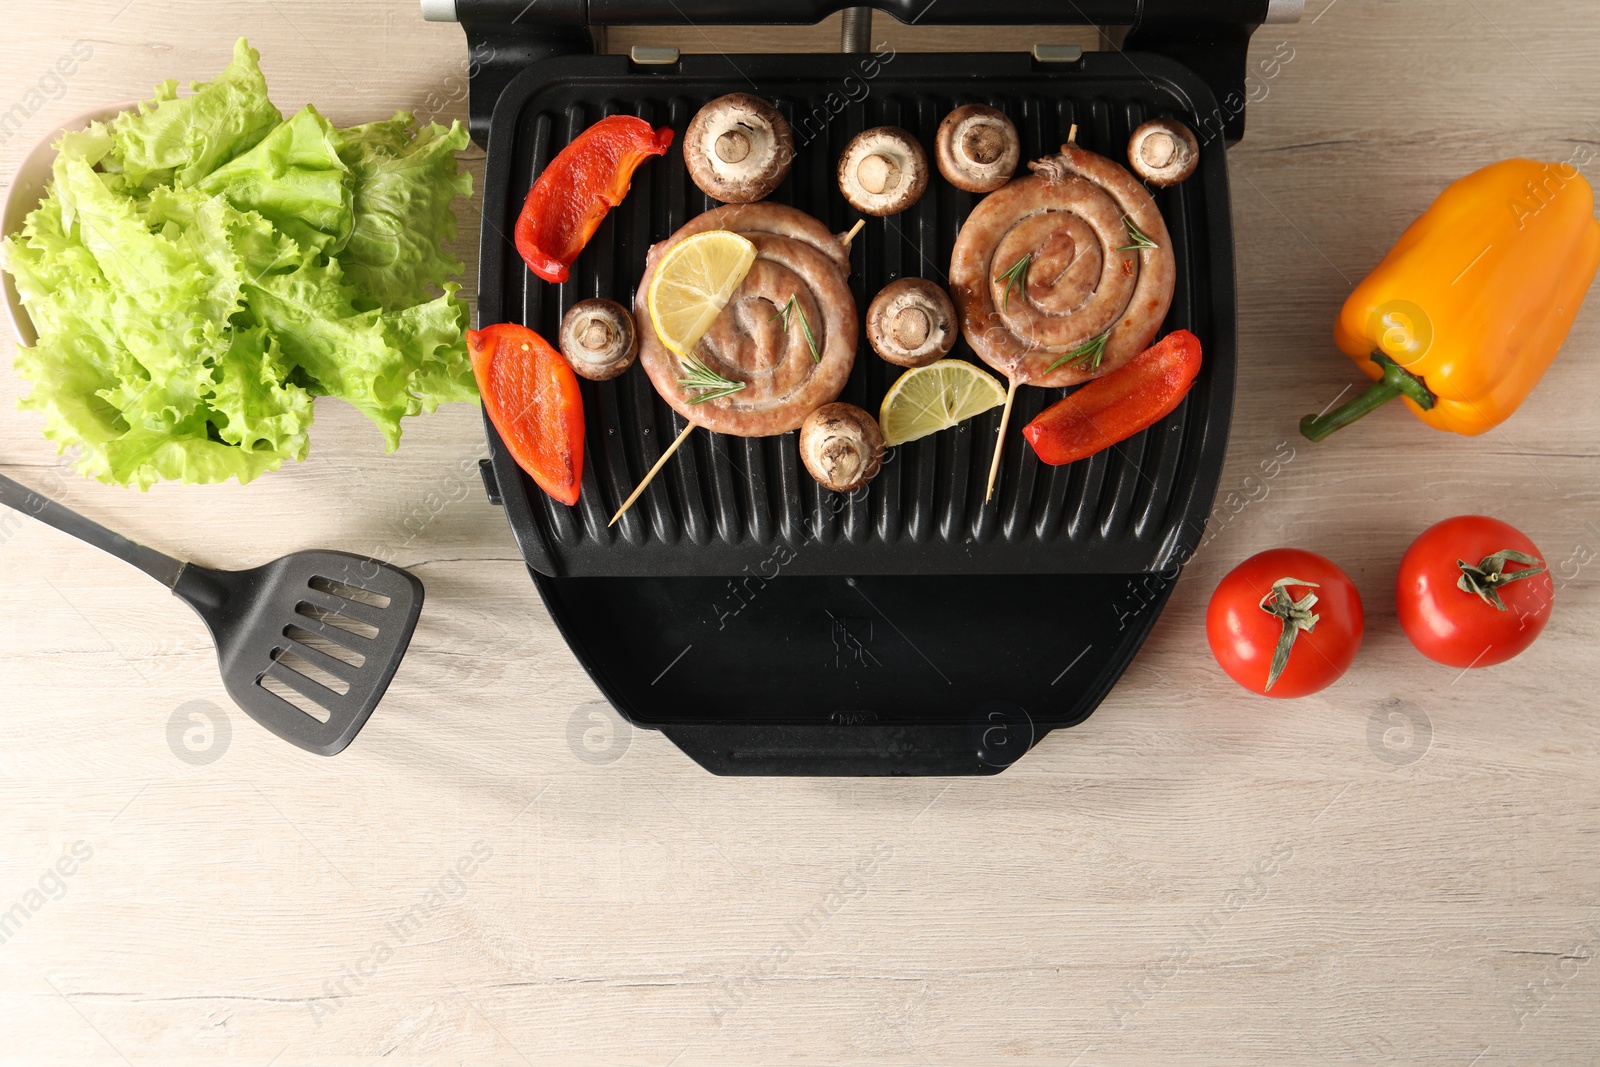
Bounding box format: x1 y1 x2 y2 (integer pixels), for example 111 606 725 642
469 46 1239 775
536 569 1175 775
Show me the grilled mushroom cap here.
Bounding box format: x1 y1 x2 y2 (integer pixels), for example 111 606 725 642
837 127 928 216
866 278 956 367
1127 118 1200 187
800 403 886 493
935 104 1020 193
559 298 637 381
683 94 795 203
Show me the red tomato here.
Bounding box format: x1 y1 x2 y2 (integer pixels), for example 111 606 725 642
1206 548 1365 698
1396 515 1552 668
468 323 585 506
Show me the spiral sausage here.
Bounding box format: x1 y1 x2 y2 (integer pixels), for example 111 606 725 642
949 142 1176 388
637 203 857 436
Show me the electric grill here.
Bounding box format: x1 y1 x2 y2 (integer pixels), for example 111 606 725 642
426 0 1303 775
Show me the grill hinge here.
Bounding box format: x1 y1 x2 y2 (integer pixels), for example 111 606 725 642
479 458 503 506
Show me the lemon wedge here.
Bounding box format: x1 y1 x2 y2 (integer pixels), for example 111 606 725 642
646 230 757 357
878 359 1007 446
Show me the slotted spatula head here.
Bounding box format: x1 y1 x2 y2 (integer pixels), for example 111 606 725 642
172 551 424 756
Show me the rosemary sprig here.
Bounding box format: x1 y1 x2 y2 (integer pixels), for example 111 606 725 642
1045 331 1110 372
676 353 746 405
769 295 821 362
797 305 820 363
997 252 1032 311
1116 215 1159 252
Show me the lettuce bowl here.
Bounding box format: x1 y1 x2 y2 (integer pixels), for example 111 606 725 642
0 38 477 489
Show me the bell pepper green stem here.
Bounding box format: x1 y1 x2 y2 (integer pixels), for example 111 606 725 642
1299 352 1437 442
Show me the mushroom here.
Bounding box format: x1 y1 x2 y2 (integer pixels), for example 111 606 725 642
837 127 928 216
559 298 637 381
799 403 885 493
1127 118 1200 187
935 104 1020 193
683 94 795 203
866 278 956 367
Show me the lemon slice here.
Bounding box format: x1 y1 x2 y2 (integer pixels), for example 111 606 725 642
646 230 758 357
878 360 1008 446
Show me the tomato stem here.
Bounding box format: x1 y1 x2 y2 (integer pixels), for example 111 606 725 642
1456 548 1546 610
1259 576 1321 691
1299 352 1436 442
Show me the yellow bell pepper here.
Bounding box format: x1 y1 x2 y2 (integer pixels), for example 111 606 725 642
1301 158 1600 440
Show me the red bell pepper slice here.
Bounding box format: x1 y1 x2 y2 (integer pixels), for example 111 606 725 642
1022 329 1203 466
514 115 674 284
469 323 585 506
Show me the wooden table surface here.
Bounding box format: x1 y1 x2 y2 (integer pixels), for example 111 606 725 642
3 2 1599 1063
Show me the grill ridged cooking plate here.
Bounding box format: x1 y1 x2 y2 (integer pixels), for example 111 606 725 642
480 55 1233 578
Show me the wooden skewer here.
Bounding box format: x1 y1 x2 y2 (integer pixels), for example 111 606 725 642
609 421 695 526
982 126 1075 504
982 126 1079 506
985 376 1019 504
840 218 866 248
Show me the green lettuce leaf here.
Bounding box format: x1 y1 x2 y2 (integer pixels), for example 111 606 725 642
197 105 353 256
111 38 283 191
245 254 415 445
389 286 478 411
9 161 313 488
335 112 473 310
206 325 314 456
245 257 473 449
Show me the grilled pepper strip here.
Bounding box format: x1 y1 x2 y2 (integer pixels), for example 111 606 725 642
469 324 585 506
514 115 674 284
1022 329 1202 466
1302 158 1600 441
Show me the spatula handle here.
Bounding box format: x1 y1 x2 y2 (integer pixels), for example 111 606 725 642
0 472 186 588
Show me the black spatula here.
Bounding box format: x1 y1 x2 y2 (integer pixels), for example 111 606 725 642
0 472 423 755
